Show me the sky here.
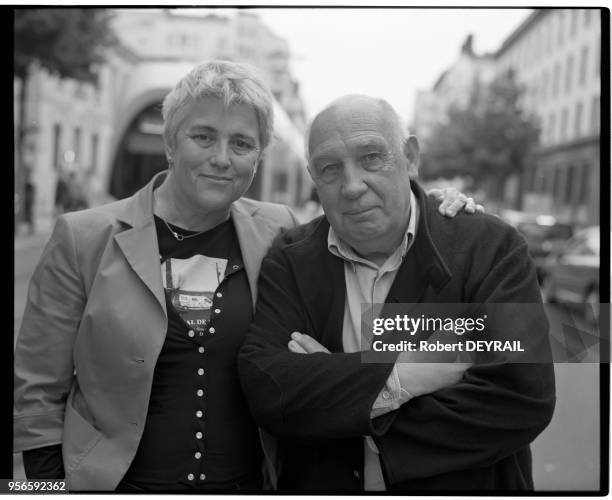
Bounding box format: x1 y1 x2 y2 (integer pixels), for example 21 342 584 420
254 8 531 123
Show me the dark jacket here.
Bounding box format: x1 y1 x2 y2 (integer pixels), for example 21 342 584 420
238 180 555 492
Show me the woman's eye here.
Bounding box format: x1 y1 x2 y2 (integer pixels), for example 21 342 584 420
190 134 214 146
232 138 256 153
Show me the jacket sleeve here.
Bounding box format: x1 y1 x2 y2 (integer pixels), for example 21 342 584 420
14 215 85 452
238 242 394 441
372 228 556 485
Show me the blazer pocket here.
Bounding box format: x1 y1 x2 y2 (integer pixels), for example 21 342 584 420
62 398 103 477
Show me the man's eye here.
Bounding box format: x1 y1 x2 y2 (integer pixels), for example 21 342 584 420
318 163 340 182
362 152 382 163
361 152 385 170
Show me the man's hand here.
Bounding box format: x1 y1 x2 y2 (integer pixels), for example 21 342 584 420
395 361 471 399
288 331 330 354
429 187 484 217
395 328 472 398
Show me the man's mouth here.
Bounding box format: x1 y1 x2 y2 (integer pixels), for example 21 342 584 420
345 207 376 216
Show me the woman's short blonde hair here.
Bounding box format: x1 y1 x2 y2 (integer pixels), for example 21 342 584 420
162 60 275 158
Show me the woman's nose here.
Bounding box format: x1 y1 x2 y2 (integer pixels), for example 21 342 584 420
210 141 231 168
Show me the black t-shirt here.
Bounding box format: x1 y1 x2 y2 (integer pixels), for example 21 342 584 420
121 216 262 490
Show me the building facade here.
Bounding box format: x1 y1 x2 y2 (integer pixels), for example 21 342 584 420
413 9 601 226
14 45 137 225
15 8 309 229
413 35 497 146
495 8 601 226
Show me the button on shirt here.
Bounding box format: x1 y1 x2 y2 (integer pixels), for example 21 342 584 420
327 189 418 491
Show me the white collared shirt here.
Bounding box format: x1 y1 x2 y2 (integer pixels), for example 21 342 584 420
327 188 419 491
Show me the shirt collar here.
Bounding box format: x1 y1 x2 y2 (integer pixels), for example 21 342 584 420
327 188 419 269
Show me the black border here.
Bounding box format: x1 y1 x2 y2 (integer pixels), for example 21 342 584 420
9 4 611 496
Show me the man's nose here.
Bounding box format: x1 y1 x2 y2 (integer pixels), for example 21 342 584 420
210 140 231 168
340 162 367 199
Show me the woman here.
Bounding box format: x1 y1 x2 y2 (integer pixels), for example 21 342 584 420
14 60 479 492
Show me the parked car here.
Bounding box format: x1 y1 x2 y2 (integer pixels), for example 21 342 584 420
539 226 600 326
501 210 574 280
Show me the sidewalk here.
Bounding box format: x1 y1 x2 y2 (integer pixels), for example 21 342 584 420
14 215 54 252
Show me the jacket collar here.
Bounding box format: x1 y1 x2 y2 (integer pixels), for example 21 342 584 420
230 200 270 307
115 171 165 228
115 171 265 309
290 179 453 299
382 180 453 304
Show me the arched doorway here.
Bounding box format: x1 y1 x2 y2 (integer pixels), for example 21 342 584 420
109 102 167 199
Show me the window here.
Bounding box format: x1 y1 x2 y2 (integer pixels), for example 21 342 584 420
52 124 61 170
579 163 590 203
590 96 600 133
584 9 591 26
551 167 560 197
535 166 546 193
574 101 583 137
549 112 556 143
595 37 600 76
525 166 536 191
545 19 552 53
558 10 565 44
565 54 574 93
560 107 568 141
570 9 577 37
556 167 568 202
552 63 561 98
91 133 99 172
542 71 549 102
565 165 576 202
73 127 81 162
579 45 589 85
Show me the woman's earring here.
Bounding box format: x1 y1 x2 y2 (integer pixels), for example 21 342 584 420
167 156 174 168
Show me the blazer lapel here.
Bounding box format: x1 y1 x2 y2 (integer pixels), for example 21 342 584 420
231 201 273 308
115 222 166 314
114 172 167 315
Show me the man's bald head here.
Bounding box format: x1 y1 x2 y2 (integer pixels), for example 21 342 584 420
305 94 406 160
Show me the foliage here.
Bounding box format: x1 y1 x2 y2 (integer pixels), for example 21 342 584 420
420 70 540 200
14 8 116 82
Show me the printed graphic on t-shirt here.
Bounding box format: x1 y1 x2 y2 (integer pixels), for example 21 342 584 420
162 255 227 333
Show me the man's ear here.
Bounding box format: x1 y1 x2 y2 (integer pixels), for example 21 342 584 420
402 136 420 175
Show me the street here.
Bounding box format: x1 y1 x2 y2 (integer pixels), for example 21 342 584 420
12 230 601 490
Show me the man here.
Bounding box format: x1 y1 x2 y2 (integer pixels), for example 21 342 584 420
238 95 555 492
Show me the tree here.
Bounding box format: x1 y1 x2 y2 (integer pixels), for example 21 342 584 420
13 9 116 227
420 70 540 208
